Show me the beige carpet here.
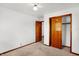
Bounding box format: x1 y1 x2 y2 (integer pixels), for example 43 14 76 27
0 42 77 56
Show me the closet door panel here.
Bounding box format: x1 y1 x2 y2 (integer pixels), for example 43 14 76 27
51 16 62 49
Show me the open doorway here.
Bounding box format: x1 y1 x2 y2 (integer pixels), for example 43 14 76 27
49 14 72 52
35 21 44 44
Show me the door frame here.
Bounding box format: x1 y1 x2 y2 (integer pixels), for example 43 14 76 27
49 14 72 52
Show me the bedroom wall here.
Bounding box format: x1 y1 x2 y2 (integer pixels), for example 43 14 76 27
44 7 79 54
42 22 44 43
0 6 36 53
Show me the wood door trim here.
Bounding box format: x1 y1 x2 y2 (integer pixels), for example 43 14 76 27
49 18 51 46
50 14 72 18
70 14 72 53
49 14 72 52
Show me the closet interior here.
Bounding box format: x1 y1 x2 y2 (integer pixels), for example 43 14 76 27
62 15 70 49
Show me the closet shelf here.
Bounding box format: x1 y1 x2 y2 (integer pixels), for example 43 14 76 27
62 22 70 24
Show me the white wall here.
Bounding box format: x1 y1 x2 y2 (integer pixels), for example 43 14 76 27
42 22 44 43
0 6 36 53
44 7 79 54
42 22 44 36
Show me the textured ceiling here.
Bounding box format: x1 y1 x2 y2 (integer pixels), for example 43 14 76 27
0 3 79 18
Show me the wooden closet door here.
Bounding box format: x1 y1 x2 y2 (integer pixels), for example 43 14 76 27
51 16 62 49
36 21 42 42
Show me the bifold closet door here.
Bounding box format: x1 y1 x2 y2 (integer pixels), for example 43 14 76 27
36 21 42 42
50 16 62 49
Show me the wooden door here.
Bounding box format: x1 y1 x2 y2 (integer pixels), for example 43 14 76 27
36 21 42 42
50 16 62 49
